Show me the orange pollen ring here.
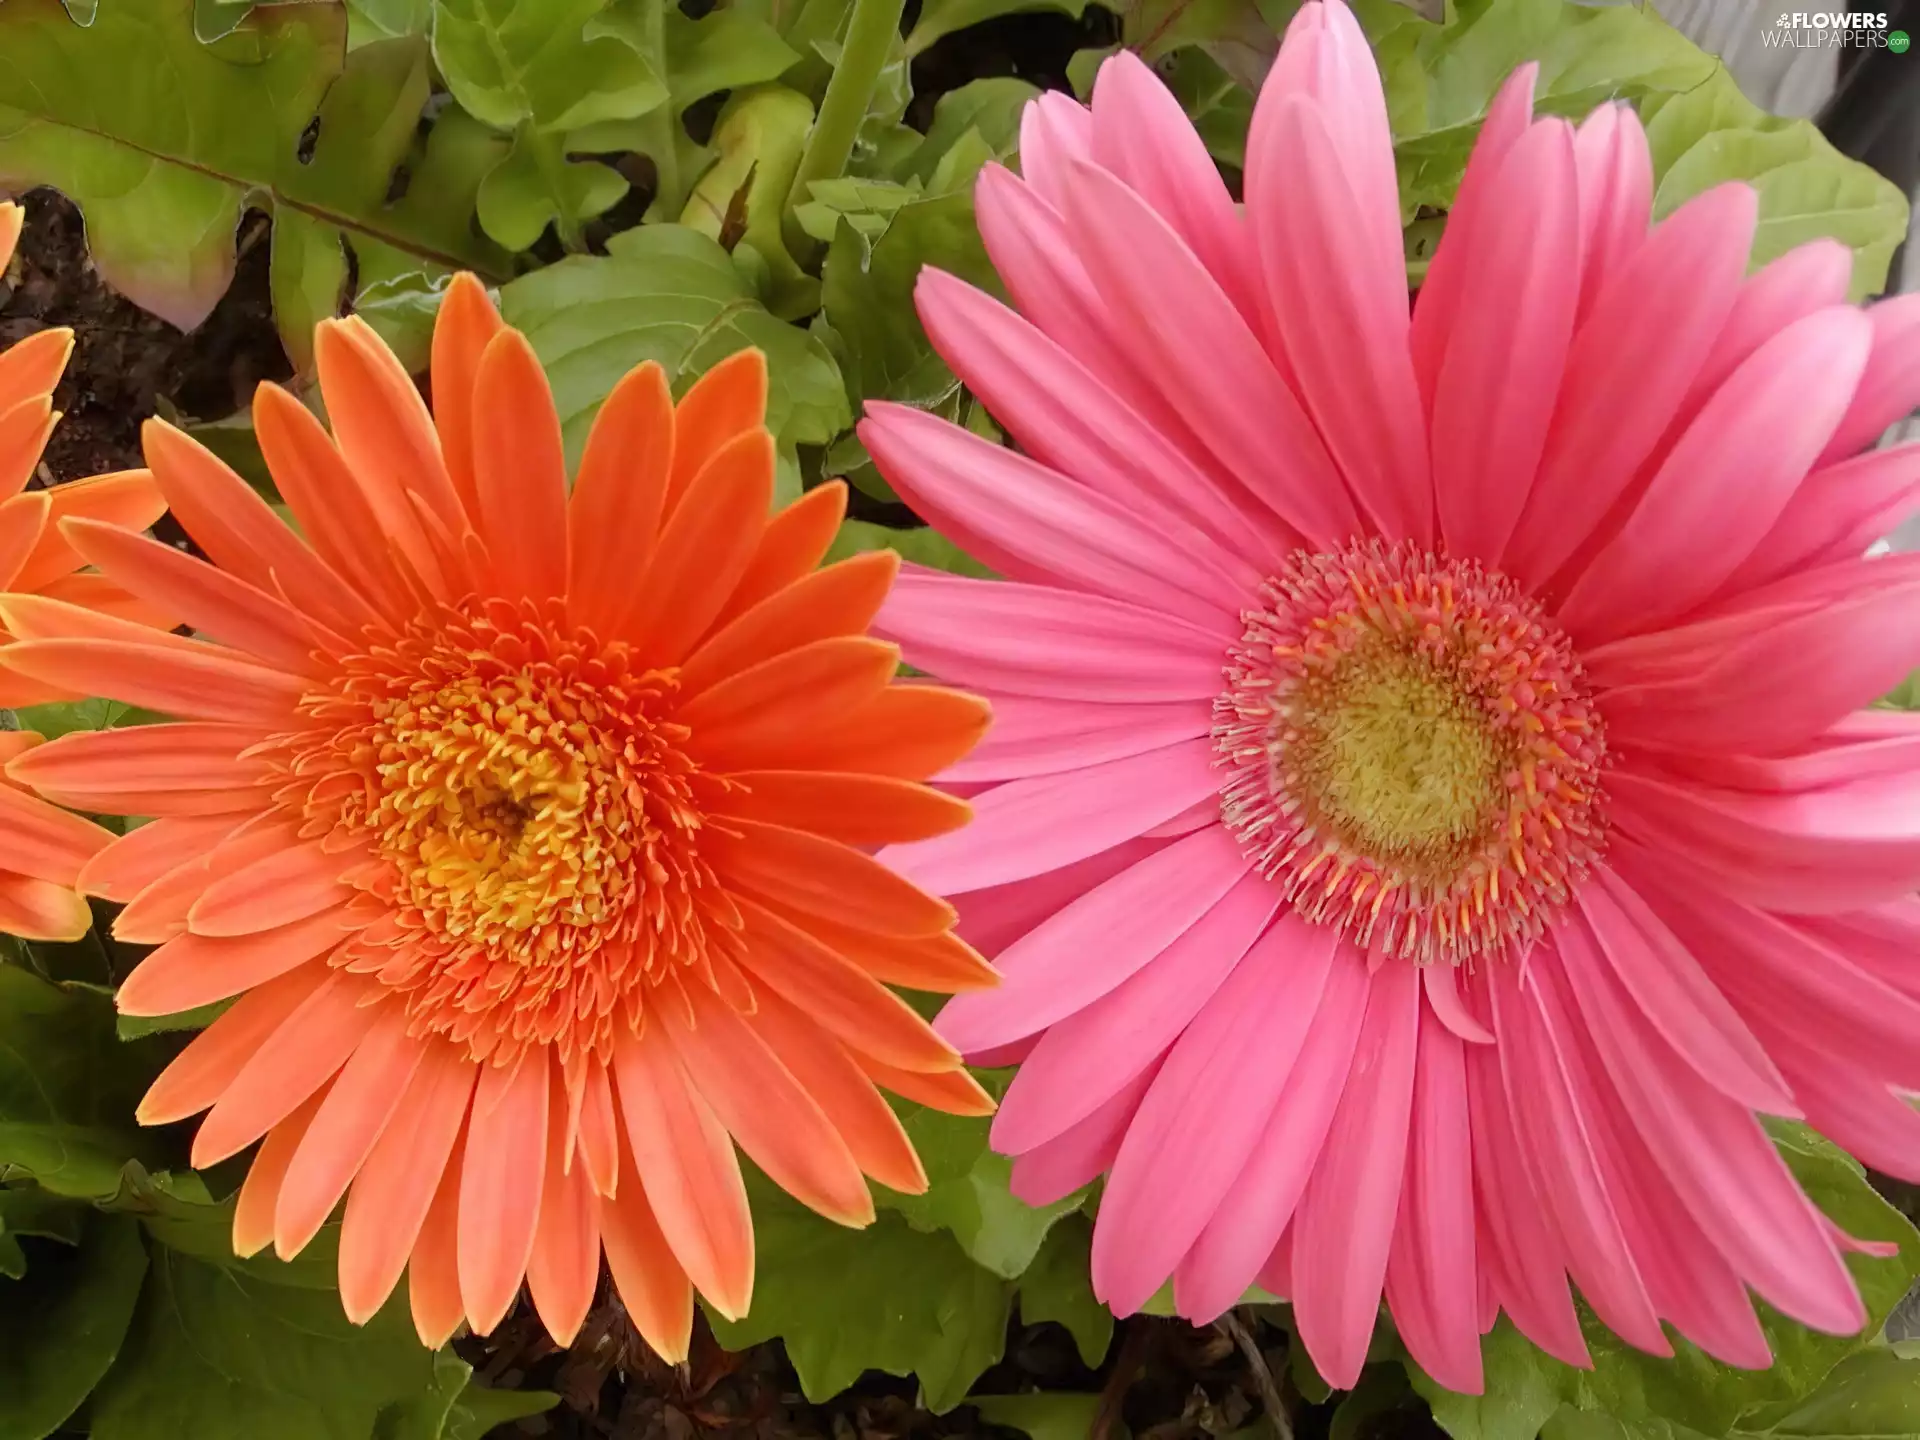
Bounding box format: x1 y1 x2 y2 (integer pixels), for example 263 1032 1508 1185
267 598 743 1069
1212 540 1608 967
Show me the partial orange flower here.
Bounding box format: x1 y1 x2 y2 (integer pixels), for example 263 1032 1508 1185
0 199 168 940
0 273 996 1356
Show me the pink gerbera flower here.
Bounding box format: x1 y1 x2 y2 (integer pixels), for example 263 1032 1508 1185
860 0 1920 1396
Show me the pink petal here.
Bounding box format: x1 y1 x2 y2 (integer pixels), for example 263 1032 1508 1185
940 690 1212 784
1430 117 1580 563
1559 308 1873 641
1460 966 1590 1367
1609 769 1920 915
1491 962 1668 1354
1730 442 1920 590
1763 1022 1920 1183
1009 1058 1160 1207
951 836 1164 959
881 737 1221 895
1570 104 1653 323
933 824 1250 1054
1423 963 1493 1045
993 868 1280 1153
1090 51 1256 318
1548 926 1864 1336
1092 917 1341 1315
860 400 1243 625
1504 184 1757 590
1291 960 1420 1390
1248 95 1428 542
1410 65 1538 411
1593 575 1920 755
1017 90 1092 212
875 568 1230 703
1383 1007 1482 1394
1688 240 1854 419
1174 948 1370 1322
1057 156 1357 547
913 267 1278 570
1817 293 1920 464
1574 865 1795 1114
1670 709 1920 794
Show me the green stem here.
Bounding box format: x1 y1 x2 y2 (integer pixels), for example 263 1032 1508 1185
639 0 684 218
782 0 906 257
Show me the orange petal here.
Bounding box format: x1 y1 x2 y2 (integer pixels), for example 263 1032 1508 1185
142 419 376 639
275 1002 425 1260
114 853 216 945
11 470 168 594
0 327 72 408
734 896 962 1073
33 572 178 632
598 1126 695 1363
0 637 305 725
855 1053 997 1117
713 480 848 630
709 817 955 939
568 361 673 638
0 871 92 941
666 349 767 514
0 394 55 503
716 770 970 847
747 985 926 1195
680 550 899 699
773 684 992 780
61 517 327 671
189 839 352 937
190 973 385 1167
576 1056 620 1199
0 491 49 588
797 914 999 993
409 1132 469 1348
527 1075 602 1346
12 721 265 796
118 907 351 1018
429 272 504 519
0 202 21 273
313 317 464 582
339 1044 475 1324
471 329 568 603
233 1086 328 1258
251 383 416 628
458 1052 549 1334
612 1025 754 1319
680 636 900 771
661 983 873 1227
78 815 245 902
0 781 113 885
137 963 330 1125
623 428 775 663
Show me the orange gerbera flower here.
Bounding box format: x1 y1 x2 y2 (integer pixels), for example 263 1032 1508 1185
0 273 996 1355
0 199 169 939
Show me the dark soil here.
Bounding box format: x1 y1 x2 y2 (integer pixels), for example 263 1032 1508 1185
0 190 288 484
455 1299 1400 1440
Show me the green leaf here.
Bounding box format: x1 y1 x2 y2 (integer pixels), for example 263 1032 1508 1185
105 1166 342 1292
12 697 139 741
1415 1129 1920 1440
0 1211 147 1440
707 1175 1011 1413
904 0 1086 58
970 1392 1105 1440
1331 1363 1426 1440
88 1244 448 1440
1638 68 1911 300
1762 1348 1920 1439
679 84 820 319
1018 1216 1114 1368
373 1348 558 1440
0 969 179 1199
442 1381 560 1440
347 0 432 46
826 519 996 577
902 79 1037 184
881 1072 1088 1280
499 222 850 468
0 0 503 353
0 1185 87 1272
1156 47 1254 168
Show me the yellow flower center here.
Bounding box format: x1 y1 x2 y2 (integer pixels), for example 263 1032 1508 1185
1215 542 1606 967
275 601 741 1066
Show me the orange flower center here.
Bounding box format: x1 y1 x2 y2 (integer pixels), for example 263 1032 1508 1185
1214 541 1607 966
277 600 741 1067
